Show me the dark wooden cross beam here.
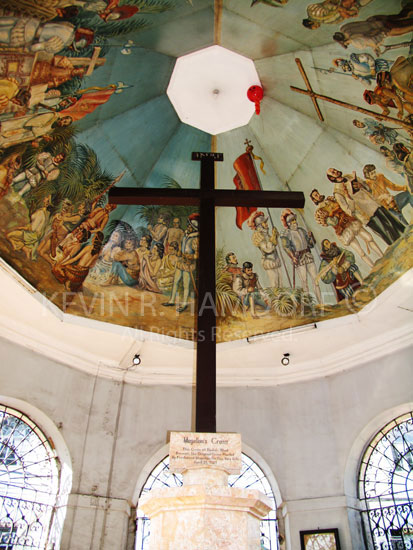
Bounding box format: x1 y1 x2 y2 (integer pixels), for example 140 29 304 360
109 152 305 433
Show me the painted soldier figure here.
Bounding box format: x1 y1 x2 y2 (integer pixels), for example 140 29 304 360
280 209 322 303
162 213 199 313
247 210 283 288
334 53 390 84
12 151 65 198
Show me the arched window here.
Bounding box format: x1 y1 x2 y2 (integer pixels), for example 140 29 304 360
0 405 66 549
136 453 279 550
358 411 413 549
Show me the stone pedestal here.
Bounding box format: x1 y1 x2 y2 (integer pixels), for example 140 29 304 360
140 433 272 550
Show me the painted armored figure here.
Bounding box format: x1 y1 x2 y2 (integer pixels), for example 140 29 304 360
247 210 283 288
162 213 199 313
280 209 322 303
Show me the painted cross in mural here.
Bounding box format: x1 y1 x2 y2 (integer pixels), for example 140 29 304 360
109 153 305 433
291 58 413 133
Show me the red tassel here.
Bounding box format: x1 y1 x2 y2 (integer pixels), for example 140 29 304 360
247 85 263 115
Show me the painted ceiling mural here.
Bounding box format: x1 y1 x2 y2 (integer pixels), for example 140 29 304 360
0 0 412 343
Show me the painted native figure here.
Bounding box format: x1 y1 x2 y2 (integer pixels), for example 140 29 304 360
333 5 413 56
303 0 374 30
380 56 413 104
52 231 104 292
327 168 406 246
6 195 52 260
317 239 363 302
310 189 382 268
363 164 410 226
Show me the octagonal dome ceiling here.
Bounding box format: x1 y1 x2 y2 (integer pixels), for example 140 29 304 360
0 0 412 344
167 45 260 134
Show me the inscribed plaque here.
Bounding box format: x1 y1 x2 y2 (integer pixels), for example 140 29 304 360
169 432 241 474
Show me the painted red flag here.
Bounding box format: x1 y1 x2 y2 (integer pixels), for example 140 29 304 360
232 151 262 229
59 87 116 121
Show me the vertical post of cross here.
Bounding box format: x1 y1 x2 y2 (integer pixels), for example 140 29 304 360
192 152 223 433
109 151 305 434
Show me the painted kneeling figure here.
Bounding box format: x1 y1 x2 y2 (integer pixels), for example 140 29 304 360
233 261 270 319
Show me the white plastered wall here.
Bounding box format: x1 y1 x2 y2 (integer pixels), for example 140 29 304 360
0 335 411 549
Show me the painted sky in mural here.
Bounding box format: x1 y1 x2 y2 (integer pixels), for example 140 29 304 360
0 0 411 342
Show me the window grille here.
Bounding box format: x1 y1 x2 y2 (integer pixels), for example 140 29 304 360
0 405 61 549
359 411 413 550
136 453 279 550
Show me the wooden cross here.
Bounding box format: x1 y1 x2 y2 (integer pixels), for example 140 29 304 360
291 58 413 132
109 153 305 433
292 58 324 122
60 47 106 75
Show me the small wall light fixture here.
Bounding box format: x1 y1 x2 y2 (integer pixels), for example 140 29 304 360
133 354 141 366
281 353 290 366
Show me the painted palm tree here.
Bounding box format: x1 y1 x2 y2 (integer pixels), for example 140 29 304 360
63 0 174 59
29 142 113 214
134 176 198 229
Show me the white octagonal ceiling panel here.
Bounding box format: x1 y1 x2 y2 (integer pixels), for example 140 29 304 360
167 45 261 135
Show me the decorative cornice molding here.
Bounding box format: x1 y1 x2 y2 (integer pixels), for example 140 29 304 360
0 264 411 387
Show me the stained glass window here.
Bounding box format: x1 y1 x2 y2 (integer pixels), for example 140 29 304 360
359 411 413 550
136 453 279 550
0 405 63 549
